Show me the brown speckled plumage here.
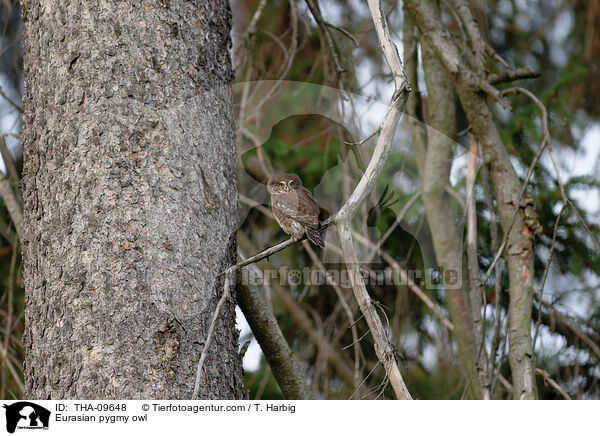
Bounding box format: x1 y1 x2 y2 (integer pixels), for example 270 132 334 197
267 173 325 248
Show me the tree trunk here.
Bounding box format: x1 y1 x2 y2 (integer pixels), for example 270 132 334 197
403 5 485 398
21 0 244 399
405 0 538 399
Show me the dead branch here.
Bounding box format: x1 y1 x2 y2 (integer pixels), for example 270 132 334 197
192 270 233 400
536 368 571 400
0 138 23 241
0 84 22 113
324 0 412 400
350 230 455 332
364 189 422 263
533 204 566 350
305 0 345 84
302 240 362 386
237 262 313 399
533 303 600 361
487 67 540 85
480 87 551 284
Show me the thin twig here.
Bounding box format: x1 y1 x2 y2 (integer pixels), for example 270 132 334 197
0 85 22 113
305 0 345 82
303 240 362 386
344 128 380 146
487 67 540 85
364 189 422 263
242 0 298 123
536 368 571 400
0 136 22 208
532 204 566 350
218 222 331 278
351 230 455 331
481 87 551 284
324 22 359 47
328 0 412 400
348 361 380 400
192 270 232 399
342 329 370 351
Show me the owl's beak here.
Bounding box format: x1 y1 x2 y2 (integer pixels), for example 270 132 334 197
284 186 290 192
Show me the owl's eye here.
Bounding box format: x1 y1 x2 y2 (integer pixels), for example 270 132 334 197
278 182 286 188
289 181 297 188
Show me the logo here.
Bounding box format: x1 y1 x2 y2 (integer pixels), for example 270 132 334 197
2 402 50 433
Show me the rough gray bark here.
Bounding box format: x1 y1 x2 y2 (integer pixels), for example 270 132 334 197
21 0 244 399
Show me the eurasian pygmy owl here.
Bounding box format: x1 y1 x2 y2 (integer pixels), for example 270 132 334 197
267 173 325 248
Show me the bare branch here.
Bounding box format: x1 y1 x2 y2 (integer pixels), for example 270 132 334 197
0 152 23 243
324 22 358 47
536 368 571 400
218 227 324 278
534 302 600 361
480 87 550 285
364 189 422 263
533 204 566 350
237 261 313 399
0 85 22 113
303 240 362 386
305 0 345 83
192 270 233 400
351 230 455 332
366 0 408 93
338 223 411 399
487 67 540 85
465 134 490 399
325 0 412 400
344 128 380 146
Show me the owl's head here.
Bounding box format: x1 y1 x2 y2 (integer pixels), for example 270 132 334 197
267 173 303 194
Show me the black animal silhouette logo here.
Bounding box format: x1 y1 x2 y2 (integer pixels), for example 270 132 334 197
3 402 50 433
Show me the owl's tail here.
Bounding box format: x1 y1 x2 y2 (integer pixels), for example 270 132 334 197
306 226 325 248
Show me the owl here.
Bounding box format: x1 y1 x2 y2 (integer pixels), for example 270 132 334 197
267 173 325 248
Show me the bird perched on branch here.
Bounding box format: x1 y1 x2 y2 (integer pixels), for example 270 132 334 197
267 173 325 248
